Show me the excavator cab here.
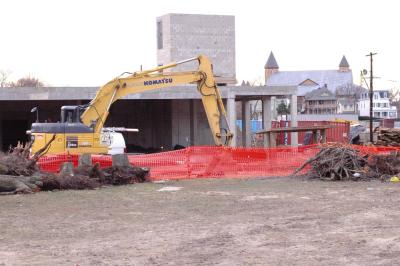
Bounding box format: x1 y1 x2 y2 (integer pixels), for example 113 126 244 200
60 106 86 123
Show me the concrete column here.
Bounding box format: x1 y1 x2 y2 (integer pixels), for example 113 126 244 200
271 96 277 119
171 99 179 146
0 114 2 150
226 97 237 147
189 100 194 146
192 100 199 145
262 96 272 147
242 100 251 147
290 94 298 147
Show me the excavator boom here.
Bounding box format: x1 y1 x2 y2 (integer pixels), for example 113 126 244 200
81 55 232 146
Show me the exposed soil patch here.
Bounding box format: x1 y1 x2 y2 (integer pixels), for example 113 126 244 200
1 177 400 265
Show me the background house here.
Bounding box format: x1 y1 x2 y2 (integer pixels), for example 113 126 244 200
304 85 337 114
335 83 364 114
337 98 357 114
357 89 397 118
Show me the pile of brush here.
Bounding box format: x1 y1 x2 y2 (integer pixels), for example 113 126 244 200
294 143 400 181
40 157 149 191
0 137 149 195
294 144 368 181
366 151 400 180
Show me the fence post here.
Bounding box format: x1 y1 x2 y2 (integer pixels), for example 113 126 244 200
185 147 191 178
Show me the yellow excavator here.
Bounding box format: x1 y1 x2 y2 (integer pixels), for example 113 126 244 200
29 55 233 155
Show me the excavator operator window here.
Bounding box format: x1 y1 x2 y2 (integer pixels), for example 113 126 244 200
61 109 75 123
61 106 81 123
66 111 74 123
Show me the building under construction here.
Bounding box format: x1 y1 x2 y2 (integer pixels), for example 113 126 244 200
0 13 297 151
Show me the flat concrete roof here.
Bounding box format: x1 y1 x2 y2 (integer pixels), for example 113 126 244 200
0 85 297 101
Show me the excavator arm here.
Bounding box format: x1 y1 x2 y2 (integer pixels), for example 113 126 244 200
81 55 233 146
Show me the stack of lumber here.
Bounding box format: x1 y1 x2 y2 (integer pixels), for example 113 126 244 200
376 128 400 146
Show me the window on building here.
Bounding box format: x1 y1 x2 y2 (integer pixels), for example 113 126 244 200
374 93 378 100
377 103 381 107
390 112 396 117
383 112 388 117
383 103 388 108
157 21 163 49
318 100 323 105
374 112 380 117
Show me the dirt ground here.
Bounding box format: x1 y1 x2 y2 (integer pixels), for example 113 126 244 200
1 177 400 265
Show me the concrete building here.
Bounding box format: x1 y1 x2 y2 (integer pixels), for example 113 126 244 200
0 85 297 150
157 13 236 85
357 89 397 118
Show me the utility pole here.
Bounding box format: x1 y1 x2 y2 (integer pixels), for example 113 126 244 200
366 52 377 143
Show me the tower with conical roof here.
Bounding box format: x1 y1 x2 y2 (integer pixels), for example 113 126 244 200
339 55 350 72
264 51 279 83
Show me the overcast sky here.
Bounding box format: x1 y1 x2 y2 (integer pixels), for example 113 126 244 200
1 0 399 88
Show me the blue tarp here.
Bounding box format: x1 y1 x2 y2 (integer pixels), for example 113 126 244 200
236 120 262 133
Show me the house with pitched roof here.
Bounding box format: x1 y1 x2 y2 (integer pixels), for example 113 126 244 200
264 52 353 113
304 85 337 114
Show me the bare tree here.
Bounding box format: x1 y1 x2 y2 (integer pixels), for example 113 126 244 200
9 75 44 87
390 87 400 102
335 83 366 98
389 87 400 117
0 70 11 87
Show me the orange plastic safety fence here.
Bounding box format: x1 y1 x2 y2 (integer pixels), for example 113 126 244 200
37 144 400 181
37 145 319 180
37 154 79 173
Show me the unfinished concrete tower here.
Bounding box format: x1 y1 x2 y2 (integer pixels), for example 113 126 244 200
156 13 236 85
264 51 279 83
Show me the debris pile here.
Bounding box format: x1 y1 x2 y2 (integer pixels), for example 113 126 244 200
294 144 368 181
376 128 400 146
366 151 400 179
0 141 149 195
294 143 400 181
